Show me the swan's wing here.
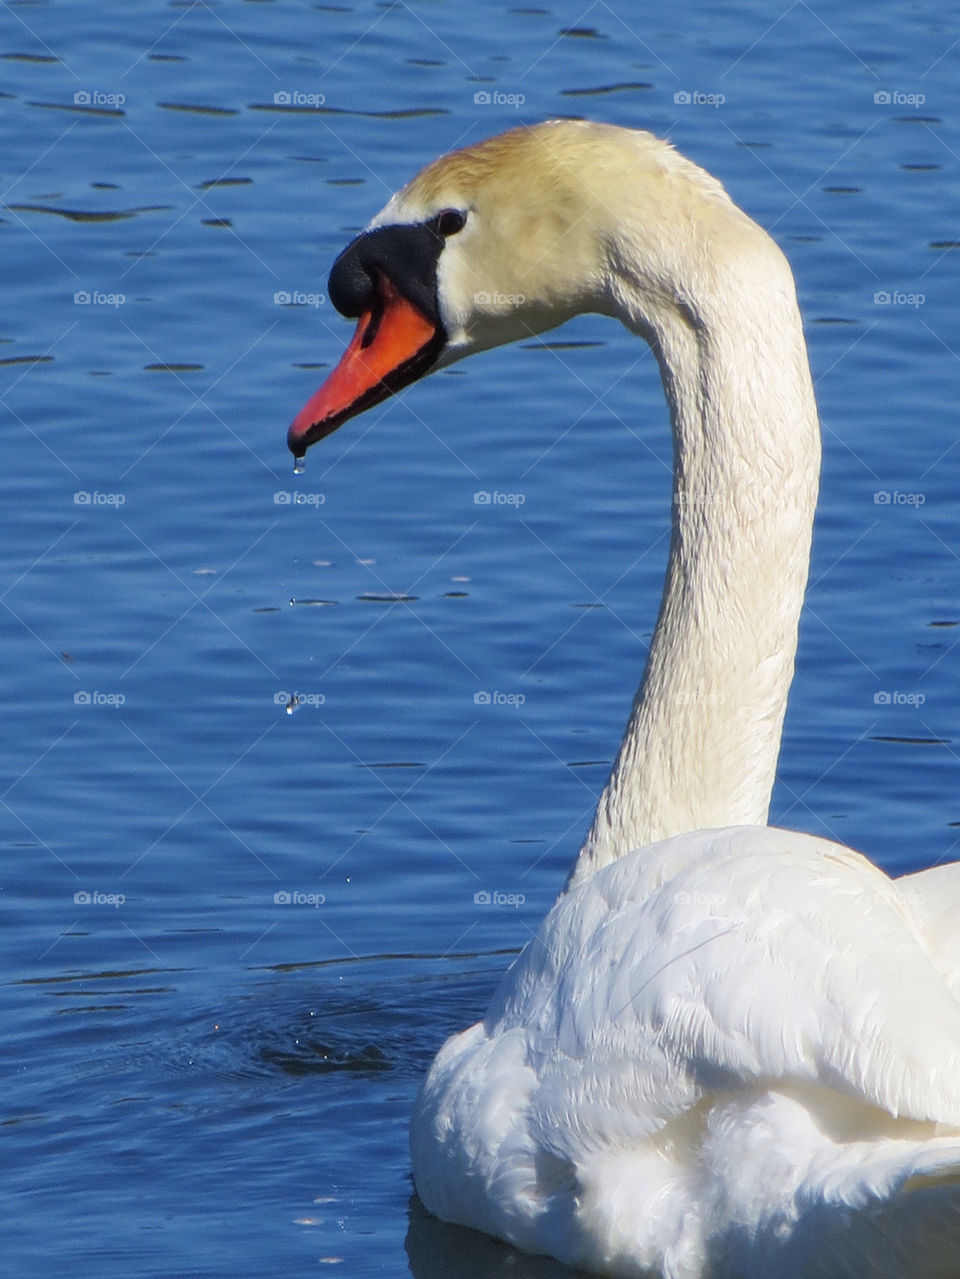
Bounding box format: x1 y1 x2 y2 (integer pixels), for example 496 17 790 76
489 825 960 1159
898 861 960 997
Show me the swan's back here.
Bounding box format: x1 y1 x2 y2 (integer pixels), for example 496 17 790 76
413 827 960 1277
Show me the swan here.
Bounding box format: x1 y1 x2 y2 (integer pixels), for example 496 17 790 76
286 121 960 1277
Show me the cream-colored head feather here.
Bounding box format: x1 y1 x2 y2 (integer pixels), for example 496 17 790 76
369 119 784 364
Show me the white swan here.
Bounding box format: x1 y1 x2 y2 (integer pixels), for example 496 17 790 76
288 121 960 1277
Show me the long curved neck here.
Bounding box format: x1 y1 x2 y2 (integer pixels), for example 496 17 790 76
569 222 820 888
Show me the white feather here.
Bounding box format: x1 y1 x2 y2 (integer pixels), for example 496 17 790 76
414 829 960 1276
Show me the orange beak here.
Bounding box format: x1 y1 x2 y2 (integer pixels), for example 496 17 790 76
287 275 442 457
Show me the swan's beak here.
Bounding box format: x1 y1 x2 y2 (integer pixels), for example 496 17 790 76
287 274 442 457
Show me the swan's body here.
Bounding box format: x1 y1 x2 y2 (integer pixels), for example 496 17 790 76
414 827 960 1277
288 121 960 1276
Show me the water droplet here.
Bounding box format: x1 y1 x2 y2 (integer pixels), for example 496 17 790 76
293 455 305 475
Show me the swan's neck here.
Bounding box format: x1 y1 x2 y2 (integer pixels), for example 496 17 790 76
570 224 821 887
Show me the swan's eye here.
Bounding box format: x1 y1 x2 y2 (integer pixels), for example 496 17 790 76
430 208 466 238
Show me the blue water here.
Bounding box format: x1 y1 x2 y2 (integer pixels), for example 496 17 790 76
3 1 959 1275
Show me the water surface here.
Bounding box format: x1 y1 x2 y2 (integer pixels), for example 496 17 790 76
3 1 960 1274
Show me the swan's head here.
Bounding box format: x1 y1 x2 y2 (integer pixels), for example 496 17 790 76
287 119 747 456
